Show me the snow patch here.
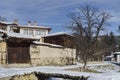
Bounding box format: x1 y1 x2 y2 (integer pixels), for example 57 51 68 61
0 62 120 80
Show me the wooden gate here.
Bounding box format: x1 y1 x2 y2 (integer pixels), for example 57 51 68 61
7 41 30 63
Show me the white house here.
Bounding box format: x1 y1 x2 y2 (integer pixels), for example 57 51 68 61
19 21 51 37
113 52 120 63
3 21 51 37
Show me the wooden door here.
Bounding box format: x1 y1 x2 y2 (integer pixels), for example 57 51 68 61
8 47 17 63
7 41 30 63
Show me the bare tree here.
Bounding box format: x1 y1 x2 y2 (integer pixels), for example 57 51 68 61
67 4 111 69
118 25 120 32
117 25 120 51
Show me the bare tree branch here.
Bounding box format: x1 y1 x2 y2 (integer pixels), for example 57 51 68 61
67 4 111 69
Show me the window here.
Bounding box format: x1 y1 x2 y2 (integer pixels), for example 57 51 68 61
41 30 46 36
35 29 46 36
23 29 47 36
23 29 34 35
35 30 40 35
29 29 34 35
23 29 28 34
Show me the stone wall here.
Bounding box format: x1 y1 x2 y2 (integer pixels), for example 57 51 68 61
0 73 38 80
0 41 7 64
0 72 88 80
0 41 76 66
30 45 76 66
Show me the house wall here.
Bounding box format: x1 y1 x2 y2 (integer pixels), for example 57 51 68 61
0 24 7 31
44 35 75 48
20 28 49 36
30 45 76 66
117 55 120 62
0 41 7 64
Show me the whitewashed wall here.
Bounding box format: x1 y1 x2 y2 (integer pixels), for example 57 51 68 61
30 44 76 66
20 28 49 36
117 55 120 62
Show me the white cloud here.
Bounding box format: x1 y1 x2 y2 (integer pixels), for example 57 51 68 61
0 0 119 34
108 11 120 24
42 0 83 11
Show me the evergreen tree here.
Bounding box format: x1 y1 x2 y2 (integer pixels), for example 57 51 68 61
100 32 116 55
109 32 116 47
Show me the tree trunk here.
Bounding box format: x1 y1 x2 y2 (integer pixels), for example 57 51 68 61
83 54 87 71
83 60 87 71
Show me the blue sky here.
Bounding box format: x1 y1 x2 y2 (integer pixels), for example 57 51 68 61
0 0 120 35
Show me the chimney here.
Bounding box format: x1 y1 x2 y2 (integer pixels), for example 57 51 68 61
33 21 37 26
13 19 18 24
28 21 31 25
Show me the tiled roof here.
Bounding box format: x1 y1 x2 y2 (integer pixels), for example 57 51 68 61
113 52 120 55
8 32 41 40
43 32 73 37
33 41 63 48
18 25 51 29
0 21 16 25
